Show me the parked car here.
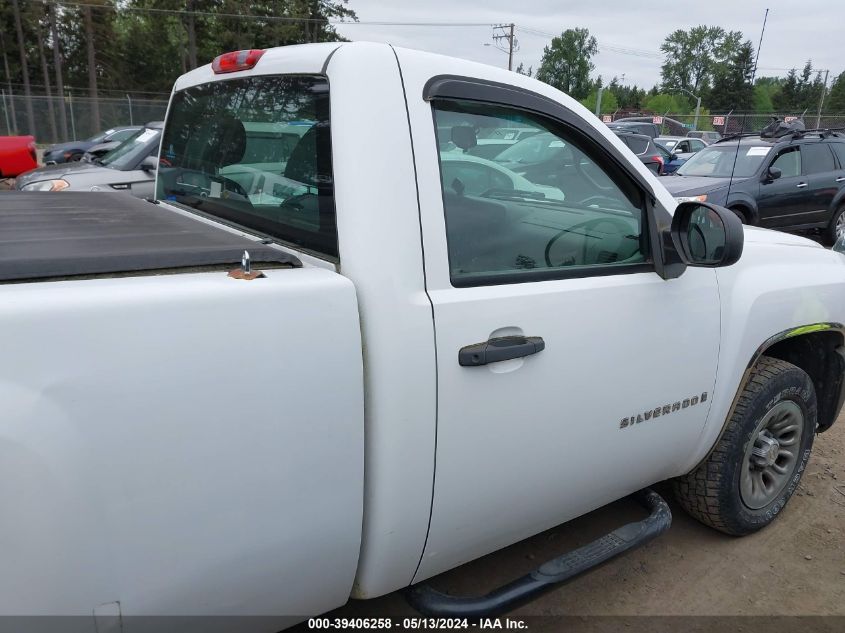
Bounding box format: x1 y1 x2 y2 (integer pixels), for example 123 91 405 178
607 120 660 138
656 136 707 159
42 126 141 164
82 126 143 162
687 130 721 143
16 122 163 198
3 44 845 630
655 142 687 174
0 135 37 178
661 131 845 242
613 130 665 174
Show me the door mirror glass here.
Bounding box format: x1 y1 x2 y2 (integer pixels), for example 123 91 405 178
671 201 743 267
767 165 782 181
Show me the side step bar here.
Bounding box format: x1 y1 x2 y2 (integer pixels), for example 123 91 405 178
405 489 672 618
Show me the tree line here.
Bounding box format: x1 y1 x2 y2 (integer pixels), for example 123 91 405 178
1 0 355 137
519 25 845 119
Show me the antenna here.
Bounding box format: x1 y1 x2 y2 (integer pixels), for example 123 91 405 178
724 115 746 215
751 8 769 84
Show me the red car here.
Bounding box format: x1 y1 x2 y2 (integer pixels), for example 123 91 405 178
0 135 37 179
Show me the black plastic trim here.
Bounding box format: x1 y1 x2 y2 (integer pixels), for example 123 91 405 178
405 489 672 619
459 336 544 366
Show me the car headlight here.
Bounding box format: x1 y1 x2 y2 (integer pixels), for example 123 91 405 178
674 194 708 203
21 179 70 192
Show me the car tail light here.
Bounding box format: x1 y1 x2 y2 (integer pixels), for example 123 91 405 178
212 49 265 74
652 154 664 175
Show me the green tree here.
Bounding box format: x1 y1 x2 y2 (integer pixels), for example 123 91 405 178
580 88 618 114
660 25 744 106
535 28 598 100
772 61 825 113
827 72 845 113
709 40 755 112
643 92 689 114
515 62 533 77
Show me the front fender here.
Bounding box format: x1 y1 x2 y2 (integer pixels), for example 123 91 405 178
677 240 845 473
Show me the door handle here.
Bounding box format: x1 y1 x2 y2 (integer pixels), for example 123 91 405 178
796 183 808 188
459 336 545 367
837 177 845 183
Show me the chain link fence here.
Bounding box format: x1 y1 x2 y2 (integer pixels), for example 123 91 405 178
603 112 845 137
0 92 169 144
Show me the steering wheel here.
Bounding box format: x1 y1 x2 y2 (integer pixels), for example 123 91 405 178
544 216 635 267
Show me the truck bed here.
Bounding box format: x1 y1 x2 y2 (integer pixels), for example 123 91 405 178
0 191 299 282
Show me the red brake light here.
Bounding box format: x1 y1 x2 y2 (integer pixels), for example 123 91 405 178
212 49 265 74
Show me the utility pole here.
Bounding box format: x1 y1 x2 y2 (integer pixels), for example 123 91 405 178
492 24 517 71
816 69 830 128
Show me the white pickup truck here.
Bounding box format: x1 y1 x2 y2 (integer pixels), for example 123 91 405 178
2 42 845 630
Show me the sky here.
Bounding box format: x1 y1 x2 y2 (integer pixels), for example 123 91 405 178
333 1 845 90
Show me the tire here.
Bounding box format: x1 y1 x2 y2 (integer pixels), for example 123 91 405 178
823 205 845 246
69 152 83 162
673 356 816 536
728 207 748 225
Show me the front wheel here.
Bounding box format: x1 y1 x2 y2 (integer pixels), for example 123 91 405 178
673 356 816 536
824 205 845 246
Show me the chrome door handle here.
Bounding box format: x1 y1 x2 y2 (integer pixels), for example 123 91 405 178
836 177 845 183
796 183 808 188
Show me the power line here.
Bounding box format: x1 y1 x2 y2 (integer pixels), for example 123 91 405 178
517 26 663 59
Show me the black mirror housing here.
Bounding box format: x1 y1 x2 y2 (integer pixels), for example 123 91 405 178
670 201 744 268
140 155 158 172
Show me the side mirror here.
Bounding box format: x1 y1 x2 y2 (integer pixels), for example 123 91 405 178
140 155 158 173
670 202 743 267
670 153 679 161
765 166 782 182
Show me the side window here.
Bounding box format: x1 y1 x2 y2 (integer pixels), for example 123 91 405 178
432 99 647 286
771 147 801 178
691 140 705 151
677 141 690 153
802 144 836 175
831 143 845 169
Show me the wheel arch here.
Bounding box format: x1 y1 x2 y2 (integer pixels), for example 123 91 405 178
726 197 758 225
691 323 845 472
729 323 845 434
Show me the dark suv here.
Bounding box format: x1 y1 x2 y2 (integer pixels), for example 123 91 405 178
612 130 665 175
661 131 845 243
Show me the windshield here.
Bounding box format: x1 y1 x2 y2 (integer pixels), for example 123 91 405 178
100 127 161 170
86 131 107 143
157 75 336 259
676 144 771 178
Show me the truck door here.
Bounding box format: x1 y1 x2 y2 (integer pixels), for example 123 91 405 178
401 68 721 583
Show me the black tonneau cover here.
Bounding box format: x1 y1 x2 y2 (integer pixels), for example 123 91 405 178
0 192 300 282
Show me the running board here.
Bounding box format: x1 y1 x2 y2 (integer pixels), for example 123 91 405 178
405 489 672 618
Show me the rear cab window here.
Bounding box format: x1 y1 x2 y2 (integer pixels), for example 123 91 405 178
157 75 337 260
